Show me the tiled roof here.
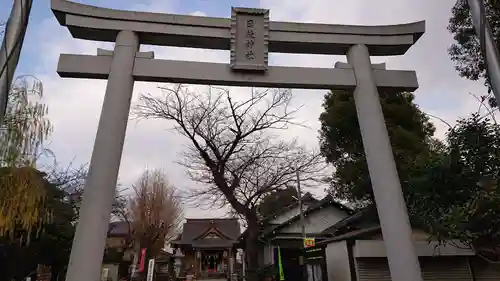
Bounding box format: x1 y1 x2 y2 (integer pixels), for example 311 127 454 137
108 221 130 236
177 218 240 246
260 194 354 238
321 204 377 235
261 192 319 222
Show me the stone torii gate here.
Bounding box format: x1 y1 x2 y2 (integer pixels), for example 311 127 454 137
51 1 426 281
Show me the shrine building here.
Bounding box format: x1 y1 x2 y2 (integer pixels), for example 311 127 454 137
170 218 241 280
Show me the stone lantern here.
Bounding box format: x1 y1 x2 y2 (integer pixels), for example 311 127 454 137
173 248 184 277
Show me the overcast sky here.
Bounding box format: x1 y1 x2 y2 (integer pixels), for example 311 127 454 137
0 0 489 218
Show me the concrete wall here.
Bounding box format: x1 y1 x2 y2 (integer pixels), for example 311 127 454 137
280 206 348 234
325 241 351 281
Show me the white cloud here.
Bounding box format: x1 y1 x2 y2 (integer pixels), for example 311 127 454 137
30 0 490 218
259 0 489 138
190 11 207 17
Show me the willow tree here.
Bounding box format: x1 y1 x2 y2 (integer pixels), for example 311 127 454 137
0 76 53 238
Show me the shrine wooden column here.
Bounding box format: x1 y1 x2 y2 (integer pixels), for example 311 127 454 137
195 250 201 277
229 248 236 281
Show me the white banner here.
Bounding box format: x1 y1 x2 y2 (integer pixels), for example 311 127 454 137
101 268 109 281
146 259 155 281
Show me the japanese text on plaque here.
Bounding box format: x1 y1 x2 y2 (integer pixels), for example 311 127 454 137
245 19 255 60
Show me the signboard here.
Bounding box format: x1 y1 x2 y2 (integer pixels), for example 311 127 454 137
146 259 155 281
304 237 315 248
303 246 327 281
230 7 269 72
303 246 325 264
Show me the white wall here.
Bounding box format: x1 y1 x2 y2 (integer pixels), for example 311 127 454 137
279 206 348 234
325 241 351 281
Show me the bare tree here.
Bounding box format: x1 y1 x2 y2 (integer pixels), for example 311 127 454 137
134 85 325 280
128 169 183 268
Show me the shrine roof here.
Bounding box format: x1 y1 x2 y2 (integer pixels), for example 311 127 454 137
174 218 241 247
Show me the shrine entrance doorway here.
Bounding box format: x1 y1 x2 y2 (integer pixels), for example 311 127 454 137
201 250 227 278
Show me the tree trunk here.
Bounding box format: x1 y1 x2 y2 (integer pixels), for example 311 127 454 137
245 214 260 281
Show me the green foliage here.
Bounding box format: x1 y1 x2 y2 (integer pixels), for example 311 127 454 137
319 87 500 261
448 0 500 82
448 0 500 107
0 169 75 281
257 186 298 219
318 90 436 203
407 113 500 262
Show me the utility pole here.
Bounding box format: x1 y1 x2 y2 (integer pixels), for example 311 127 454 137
296 169 308 281
0 0 33 126
296 169 306 241
468 0 500 104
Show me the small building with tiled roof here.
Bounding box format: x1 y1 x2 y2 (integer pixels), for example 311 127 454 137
316 205 500 281
242 193 353 281
170 218 241 280
102 221 135 281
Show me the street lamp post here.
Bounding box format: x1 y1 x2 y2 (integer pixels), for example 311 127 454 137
295 169 308 281
296 169 306 242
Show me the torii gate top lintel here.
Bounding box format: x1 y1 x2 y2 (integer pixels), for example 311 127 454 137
51 0 425 56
